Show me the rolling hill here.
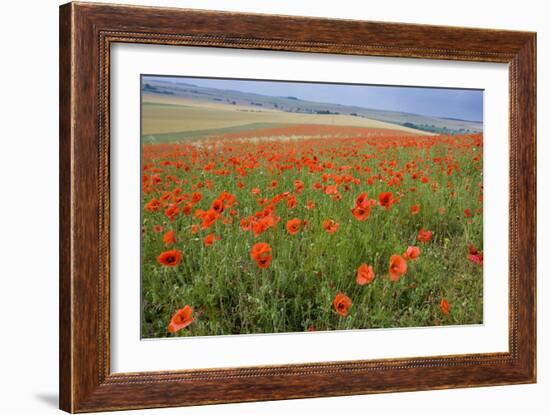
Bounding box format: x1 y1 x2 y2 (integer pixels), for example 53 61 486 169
141 78 482 142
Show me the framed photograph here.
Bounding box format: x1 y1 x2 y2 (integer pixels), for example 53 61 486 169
59 2 536 412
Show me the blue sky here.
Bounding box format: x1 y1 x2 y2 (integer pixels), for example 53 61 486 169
145 76 483 122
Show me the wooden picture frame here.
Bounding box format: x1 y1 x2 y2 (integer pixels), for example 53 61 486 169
59 2 536 412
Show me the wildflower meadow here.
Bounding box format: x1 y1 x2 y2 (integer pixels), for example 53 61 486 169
141 124 483 338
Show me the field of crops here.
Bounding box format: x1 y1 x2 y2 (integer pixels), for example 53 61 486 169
141 124 483 338
141 94 431 140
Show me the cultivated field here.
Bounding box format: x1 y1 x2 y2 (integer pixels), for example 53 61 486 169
142 93 433 140
141 124 483 338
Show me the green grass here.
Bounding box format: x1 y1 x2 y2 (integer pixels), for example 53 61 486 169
140 133 483 338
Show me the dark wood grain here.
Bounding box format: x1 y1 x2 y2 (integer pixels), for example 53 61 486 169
59 3 73 411
59 2 536 412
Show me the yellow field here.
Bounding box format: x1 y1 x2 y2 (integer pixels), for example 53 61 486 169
142 93 433 136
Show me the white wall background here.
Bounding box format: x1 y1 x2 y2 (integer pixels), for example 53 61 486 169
0 0 546 414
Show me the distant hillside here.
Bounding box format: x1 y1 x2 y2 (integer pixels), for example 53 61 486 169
142 78 483 135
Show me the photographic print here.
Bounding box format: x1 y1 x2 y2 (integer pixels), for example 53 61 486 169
140 76 484 338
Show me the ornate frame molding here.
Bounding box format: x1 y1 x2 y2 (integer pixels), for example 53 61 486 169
60 2 536 412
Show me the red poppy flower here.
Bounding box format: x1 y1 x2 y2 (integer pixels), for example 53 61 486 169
464 208 472 218
403 246 420 260
191 192 202 204
355 192 369 208
356 264 375 285
322 219 339 234
324 185 338 195
218 191 237 209
286 218 302 235
162 230 176 245
157 249 183 267
306 200 315 210
468 245 483 265
294 180 304 194
389 254 407 281
167 305 194 333
351 205 371 221
378 192 394 209
182 203 193 216
145 198 161 212
240 217 251 231
250 242 271 260
287 194 297 209
440 299 451 315
201 209 218 229
333 292 352 317
164 204 180 221
204 233 221 246
152 224 164 233
251 220 267 238
211 199 224 214
255 254 272 268
410 204 420 215
250 242 272 269
418 228 433 243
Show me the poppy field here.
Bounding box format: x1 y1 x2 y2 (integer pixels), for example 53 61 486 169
141 124 483 338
